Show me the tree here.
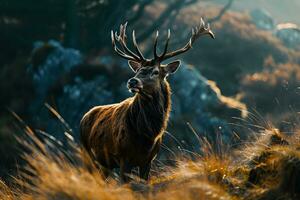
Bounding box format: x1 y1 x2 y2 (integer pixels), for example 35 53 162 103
0 0 234 63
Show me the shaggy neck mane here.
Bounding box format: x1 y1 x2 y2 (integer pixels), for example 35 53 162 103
126 81 171 140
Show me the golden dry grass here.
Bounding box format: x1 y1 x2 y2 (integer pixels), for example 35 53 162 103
1 125 300 200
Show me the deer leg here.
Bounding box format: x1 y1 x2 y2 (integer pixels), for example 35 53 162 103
120 159 132 183
139 162 151 181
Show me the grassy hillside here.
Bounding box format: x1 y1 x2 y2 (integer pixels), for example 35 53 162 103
1 122 299 200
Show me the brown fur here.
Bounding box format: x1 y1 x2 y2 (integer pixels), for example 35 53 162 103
80 80 171 181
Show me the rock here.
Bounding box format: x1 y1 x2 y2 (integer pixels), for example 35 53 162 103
250 9 275 31
29 40 82 98
275 23 300 50
26 40 83 140
250 9 300 50
167 64 235 150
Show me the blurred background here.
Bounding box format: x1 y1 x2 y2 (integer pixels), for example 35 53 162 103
0 0 299 182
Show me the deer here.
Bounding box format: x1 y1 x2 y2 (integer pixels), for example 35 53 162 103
80 19 214 182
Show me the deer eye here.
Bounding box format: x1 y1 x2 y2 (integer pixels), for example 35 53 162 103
152 70 159 76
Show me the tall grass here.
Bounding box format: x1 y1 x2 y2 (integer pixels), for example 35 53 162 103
1 120 300 199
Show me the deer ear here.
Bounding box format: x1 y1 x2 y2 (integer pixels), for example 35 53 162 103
128 60 141 72
165 60 181 74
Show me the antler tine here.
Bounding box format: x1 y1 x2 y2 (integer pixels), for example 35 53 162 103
116 22 141 61
159 29 171 60
111 20 214 65
153 31 159 60
132 30 146 61
111 30 136 60
119 24 124 40
161 18 215 61
191 18 215 43
111 22 150 63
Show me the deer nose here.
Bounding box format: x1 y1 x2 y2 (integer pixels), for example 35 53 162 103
127 78 139 88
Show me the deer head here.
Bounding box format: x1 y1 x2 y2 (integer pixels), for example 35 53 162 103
111 19 215 94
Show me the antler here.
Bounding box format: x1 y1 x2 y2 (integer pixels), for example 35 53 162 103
111 18 214 66
111 22 147 63
157 18 215 62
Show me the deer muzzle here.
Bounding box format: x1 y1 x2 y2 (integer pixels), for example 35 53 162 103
127 78 143 93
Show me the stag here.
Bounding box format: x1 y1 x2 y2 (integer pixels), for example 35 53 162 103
80 19 214 182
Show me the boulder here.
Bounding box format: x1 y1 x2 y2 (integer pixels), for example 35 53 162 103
250 9 275 31
275 23 300 50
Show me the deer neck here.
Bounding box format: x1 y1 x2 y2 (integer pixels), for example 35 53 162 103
127 81 171 139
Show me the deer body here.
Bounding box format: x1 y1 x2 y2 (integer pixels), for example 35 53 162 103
80 19 214 182
81 82 171 180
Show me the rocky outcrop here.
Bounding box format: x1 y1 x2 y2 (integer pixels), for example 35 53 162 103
250 9 275 31
250 9 300 50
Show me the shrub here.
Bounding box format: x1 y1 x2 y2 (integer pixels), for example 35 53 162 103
241 56 300 131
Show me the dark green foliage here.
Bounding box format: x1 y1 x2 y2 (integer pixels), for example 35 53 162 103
0 0 144 65
0 0 201 65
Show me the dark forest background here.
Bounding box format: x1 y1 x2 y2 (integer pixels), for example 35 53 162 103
0 0 300 182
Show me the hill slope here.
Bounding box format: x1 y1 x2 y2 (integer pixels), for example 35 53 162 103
1 126 300 200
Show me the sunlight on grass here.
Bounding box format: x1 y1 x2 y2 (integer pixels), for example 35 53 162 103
1 122 300 199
